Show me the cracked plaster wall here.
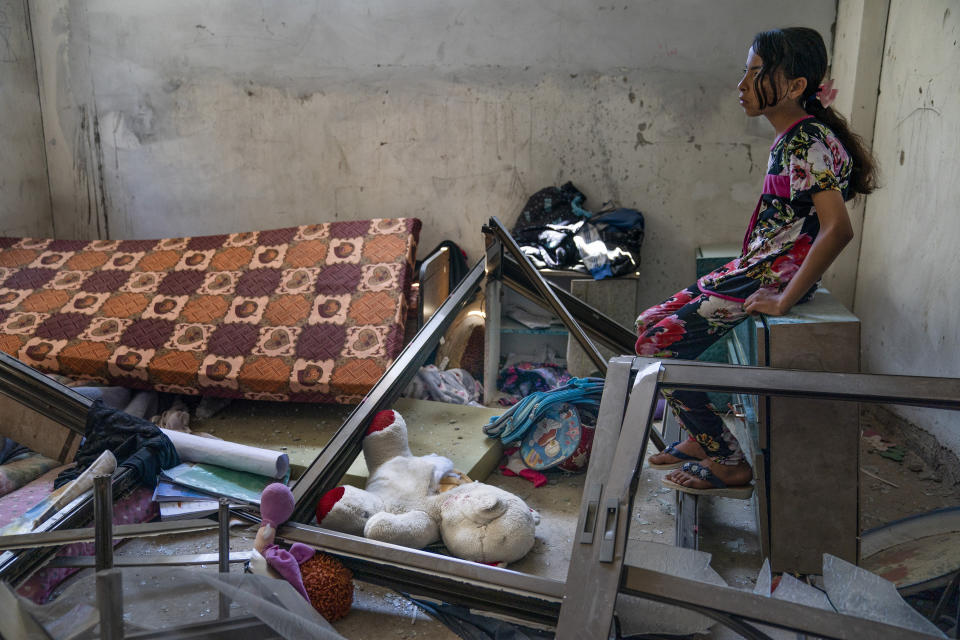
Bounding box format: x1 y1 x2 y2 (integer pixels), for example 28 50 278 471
0 0 51 236
854 0 960 456
28 0 836 309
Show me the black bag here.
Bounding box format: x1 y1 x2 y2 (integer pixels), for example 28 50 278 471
512 181 589 238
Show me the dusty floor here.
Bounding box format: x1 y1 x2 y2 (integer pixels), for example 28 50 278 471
42 402 960 639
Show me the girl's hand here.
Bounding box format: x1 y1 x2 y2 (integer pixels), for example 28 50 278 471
743 288 789 316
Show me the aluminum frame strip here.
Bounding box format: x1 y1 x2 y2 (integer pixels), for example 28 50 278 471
556 359 661 638
48 552 252 568
636 356 960 409
278 358 960 638
0 518 221 552
277 521 563 624
622 566 940 640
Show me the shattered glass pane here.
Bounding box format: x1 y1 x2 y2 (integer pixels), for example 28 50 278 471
823 553 946 637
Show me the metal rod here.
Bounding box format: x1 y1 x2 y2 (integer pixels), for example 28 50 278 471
48 552 252 568
0 517 221 552
218 500 230 574
218 499 231 619
556 360 661 638
635 357 960 410
96 568 124 640
94 475 114 571
278 521 565 601
484 217 607 372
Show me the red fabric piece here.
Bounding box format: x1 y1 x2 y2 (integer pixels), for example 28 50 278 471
366 410 398 435
518 468 548 488
316 486 345 523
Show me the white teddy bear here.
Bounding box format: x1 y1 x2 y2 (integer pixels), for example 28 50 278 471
316 409 539 564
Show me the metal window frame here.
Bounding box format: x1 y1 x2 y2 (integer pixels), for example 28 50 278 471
278 218 958 638
278 355 958 639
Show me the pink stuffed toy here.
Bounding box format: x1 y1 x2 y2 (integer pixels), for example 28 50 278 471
252 483 314 599
251 483 354 621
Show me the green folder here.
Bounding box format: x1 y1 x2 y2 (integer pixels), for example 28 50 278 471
160 462 277 505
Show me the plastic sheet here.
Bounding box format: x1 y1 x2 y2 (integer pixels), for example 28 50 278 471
11 567 347 640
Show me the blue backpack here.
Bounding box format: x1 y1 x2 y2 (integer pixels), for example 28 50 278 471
483 378 605 470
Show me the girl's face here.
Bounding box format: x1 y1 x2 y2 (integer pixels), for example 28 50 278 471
737 47 768 117
737 46 807 117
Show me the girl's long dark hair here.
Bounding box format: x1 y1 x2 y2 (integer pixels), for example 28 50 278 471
752 27 878 198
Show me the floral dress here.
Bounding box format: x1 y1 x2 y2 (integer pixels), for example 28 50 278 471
635 116 852 464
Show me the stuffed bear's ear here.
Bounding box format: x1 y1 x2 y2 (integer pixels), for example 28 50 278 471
366 409 404 435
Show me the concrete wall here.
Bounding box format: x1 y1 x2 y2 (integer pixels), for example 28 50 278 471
824 0 888 309
0 0 51 236
27 0 836 308
855 0 960 454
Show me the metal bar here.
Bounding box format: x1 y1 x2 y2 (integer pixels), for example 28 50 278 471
290 257 486 521
636 357 960 410
556 359 661 639
278 521 564 601
621 566 941 640
0 517 220 552
96 568 124 640
218 499 231 619
667 409 699 551
48 552 252 568
573 356 633 552
483 217 607 372
124 616 277 640
338 560 561 626
94 475 114 571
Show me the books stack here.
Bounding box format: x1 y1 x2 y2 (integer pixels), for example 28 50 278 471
154 462 276 520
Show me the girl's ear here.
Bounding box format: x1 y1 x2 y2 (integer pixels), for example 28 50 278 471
788 76 808 101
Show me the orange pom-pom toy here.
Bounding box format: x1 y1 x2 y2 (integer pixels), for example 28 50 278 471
300 552 354 622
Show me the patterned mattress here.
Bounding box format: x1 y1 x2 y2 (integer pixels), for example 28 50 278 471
0 218 421 402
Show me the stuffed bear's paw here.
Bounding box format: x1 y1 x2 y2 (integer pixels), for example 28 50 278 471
316 485 385 536
363 510 440 549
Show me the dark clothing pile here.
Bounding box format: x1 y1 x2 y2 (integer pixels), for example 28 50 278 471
512 182 644 279
54 399 180 489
